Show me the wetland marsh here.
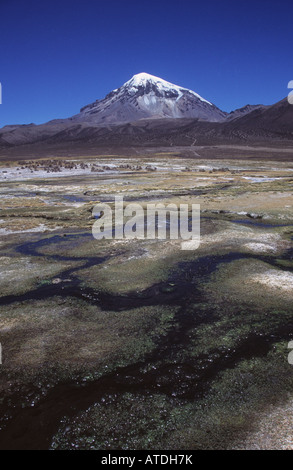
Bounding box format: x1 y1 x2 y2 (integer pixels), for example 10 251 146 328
1 153 293 449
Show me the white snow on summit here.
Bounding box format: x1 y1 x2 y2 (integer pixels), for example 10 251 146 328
123 73 212 105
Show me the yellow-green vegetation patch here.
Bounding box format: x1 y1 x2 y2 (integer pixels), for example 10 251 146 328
166 341 293 450
77 238 194 294
203 258 293 307
35 231 109 258
0 296 177 391
0 201 96 233
50 393 178 450
0 256 82 297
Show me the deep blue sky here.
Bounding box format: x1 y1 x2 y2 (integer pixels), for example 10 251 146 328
0 0 292 126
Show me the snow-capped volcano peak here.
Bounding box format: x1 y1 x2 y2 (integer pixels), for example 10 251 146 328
127 72 162 85
74 72 227 124
124 72 212 105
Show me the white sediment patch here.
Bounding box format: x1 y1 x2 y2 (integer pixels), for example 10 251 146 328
203 224 280 244
243 242 277 253
249 270 293 292
0 224 61 235
0 165 119 181
242 177 281 183
230 398 293 450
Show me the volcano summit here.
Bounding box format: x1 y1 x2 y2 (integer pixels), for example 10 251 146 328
71 72 227 124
